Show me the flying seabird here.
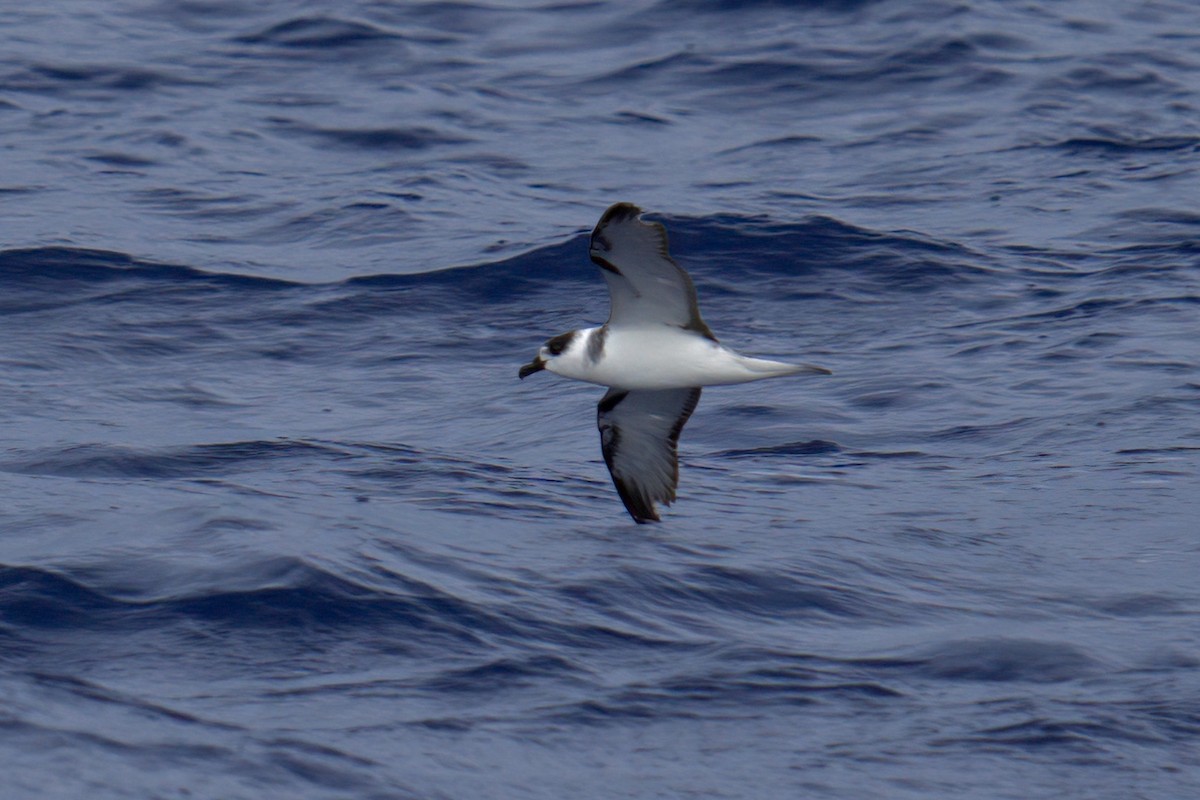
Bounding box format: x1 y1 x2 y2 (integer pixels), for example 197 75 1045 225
519 203 830 523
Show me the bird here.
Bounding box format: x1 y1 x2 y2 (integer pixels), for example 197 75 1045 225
519 203 830 523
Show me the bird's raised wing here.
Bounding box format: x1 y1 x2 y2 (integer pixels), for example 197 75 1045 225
597 386 702 523
589 203 715 340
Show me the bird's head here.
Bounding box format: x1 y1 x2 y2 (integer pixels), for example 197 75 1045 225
519 330 579 380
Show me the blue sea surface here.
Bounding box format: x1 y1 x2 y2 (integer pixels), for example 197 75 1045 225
2 1 1199 798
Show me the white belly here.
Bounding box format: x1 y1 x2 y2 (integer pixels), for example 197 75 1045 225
555 327 797 390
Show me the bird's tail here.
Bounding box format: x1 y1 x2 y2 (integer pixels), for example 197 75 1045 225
737 356 832 378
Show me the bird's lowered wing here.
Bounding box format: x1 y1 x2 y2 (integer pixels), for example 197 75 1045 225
597 386 702 523
589 203 716 340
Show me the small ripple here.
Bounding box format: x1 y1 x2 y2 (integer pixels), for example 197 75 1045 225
132 188 292 221
419 655 586 693
1 440 345 479
26 672 241 730
714 440 841 458
556 563 908 624
717 134 824 156
5 62 205 96
1033 134 1200 156
1089 593 1186 617
255 202 415 246
929 418 1034 442
537 654 902 725
888 638 1103 683
82 151 160 168
235 16 412 49
267 118 472 151
1040 65 1184 95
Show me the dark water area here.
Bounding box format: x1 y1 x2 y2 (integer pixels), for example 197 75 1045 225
2 2 1199 798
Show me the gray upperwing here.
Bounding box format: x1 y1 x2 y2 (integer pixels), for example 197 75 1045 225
597 386 703 523
588 203 716 340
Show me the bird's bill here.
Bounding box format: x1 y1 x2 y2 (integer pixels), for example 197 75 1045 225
518 356 546 380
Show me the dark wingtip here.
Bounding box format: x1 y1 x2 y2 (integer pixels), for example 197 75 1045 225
613 477 662 524
621 487 661 523
596 202 643 228
591 203 644 267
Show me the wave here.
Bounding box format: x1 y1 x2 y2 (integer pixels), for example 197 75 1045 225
4 211 1192 347
0 247 290 290
0 437 561 520
0 212 989 296
0 560 497 647
0 551 912 642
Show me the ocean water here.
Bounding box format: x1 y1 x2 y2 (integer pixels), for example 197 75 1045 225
2 1 1199 798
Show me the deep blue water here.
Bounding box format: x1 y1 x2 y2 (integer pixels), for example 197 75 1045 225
2 1 1199 798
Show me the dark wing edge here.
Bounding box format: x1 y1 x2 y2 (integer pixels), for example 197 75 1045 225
597 387 703 524
589 203 717 342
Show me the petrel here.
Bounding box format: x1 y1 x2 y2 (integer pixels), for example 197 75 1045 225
519 203 830 523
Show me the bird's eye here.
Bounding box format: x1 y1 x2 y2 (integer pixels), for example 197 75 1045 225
545 331 576 355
